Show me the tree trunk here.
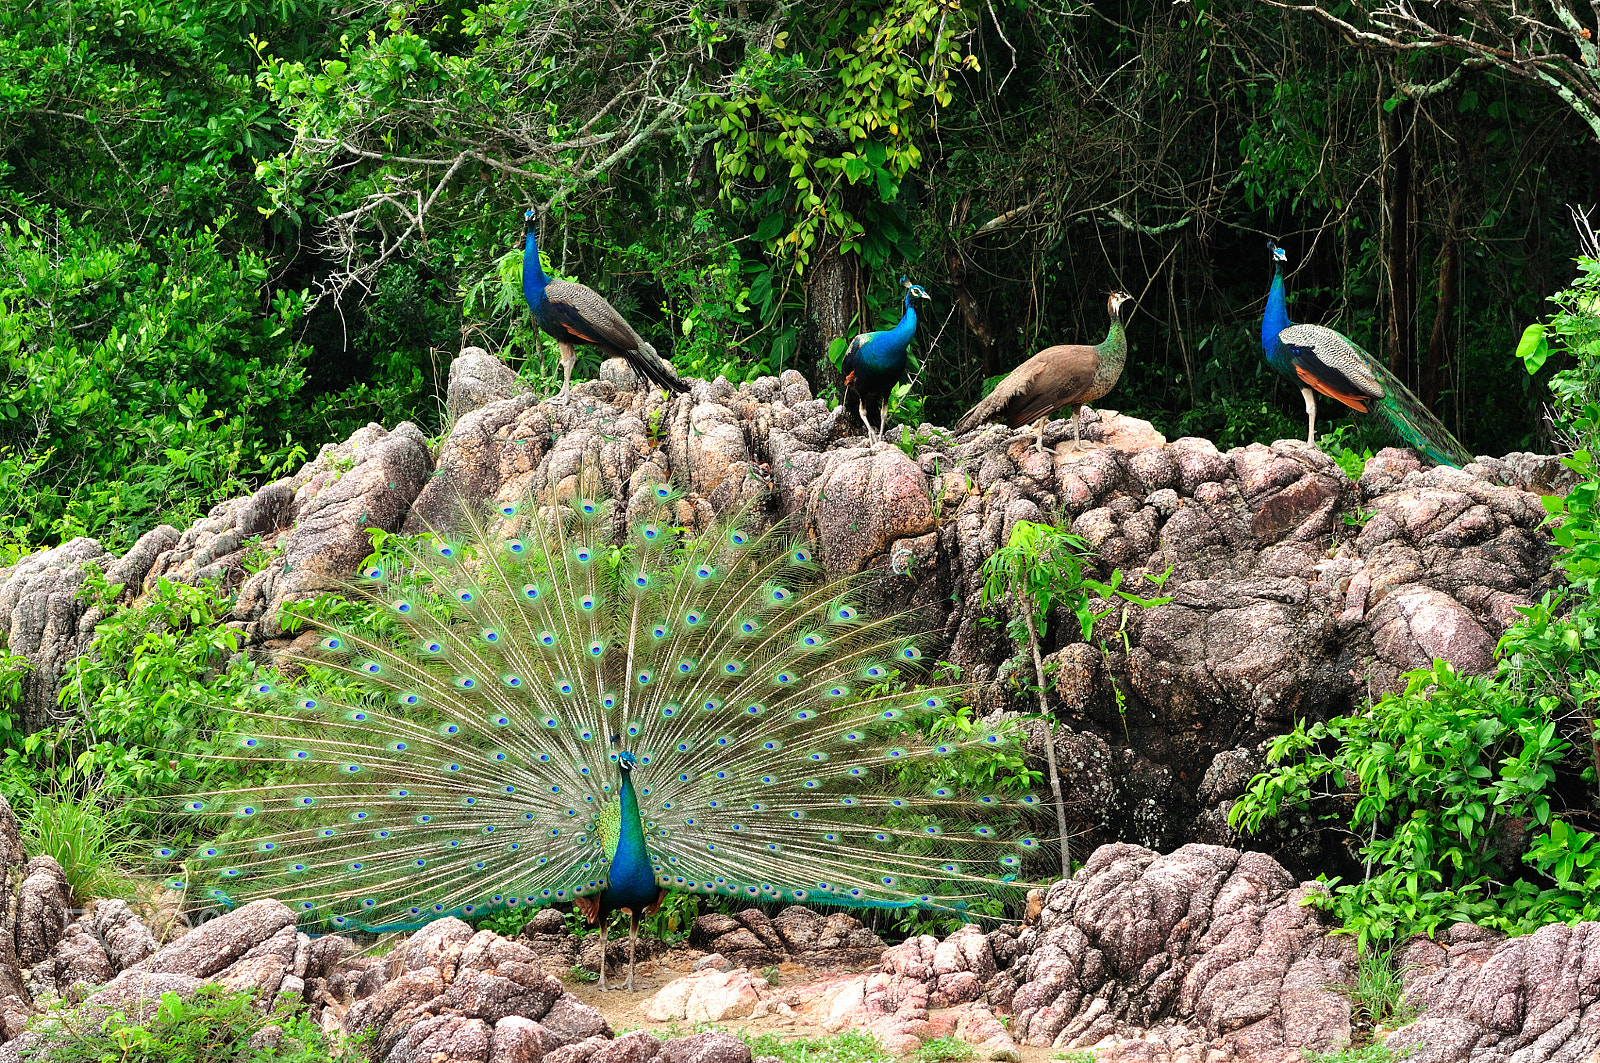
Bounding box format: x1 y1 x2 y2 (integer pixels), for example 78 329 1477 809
948 195 996 377
1383 98 1415 380
1022 598 1072 881
1421 194 1461 410
802 241 858 395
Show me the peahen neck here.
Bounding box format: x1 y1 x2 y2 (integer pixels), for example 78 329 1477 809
1091 309 1127 392
1261 264 1292 368
522 227 548 310
604 766 657 913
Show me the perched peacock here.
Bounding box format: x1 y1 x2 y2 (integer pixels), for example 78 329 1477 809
1261 241 1473 467
522 209 687 402
155 488 1042 990
843 278 931 443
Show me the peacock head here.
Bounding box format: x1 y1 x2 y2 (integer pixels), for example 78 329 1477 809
617 750 638 773
1268 240 1287 264
900 276 930 301
524 209 537 237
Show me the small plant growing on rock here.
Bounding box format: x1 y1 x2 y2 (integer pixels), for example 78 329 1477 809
980 521 1172 877
1342 949 1418 1037
915 1037 974 1063
744 1029 894 1063
18 792 139 904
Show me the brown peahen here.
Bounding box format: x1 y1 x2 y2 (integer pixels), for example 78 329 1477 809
953 292 1132 452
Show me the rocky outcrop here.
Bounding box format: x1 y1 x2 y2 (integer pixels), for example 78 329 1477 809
0 353 1569 862
337 918 609 1062
0 799 32 1040
689 907 884 970
1001 843 1354 1055
0 898 305 1061
1389 920 1600 1062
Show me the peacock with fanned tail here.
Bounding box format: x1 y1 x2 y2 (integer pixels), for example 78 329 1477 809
154 488 1043 990
1261 241 1473 467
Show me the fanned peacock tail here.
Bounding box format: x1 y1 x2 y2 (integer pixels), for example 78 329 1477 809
1371 369 1475 469
153 488 1043 932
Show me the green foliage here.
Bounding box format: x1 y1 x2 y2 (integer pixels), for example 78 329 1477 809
914 1038 974 1063
1517 254 1600 448
17 794 140 904
22 984 343 1063
1303 1046 1410 1063
0 570 260 855
1344 950 1418 1032
1319 425 1377 482
0 215 310 551
743 1029 893 1063
1232 658 1585 950
979 522 1171 650
468 907 535 938
979 522 1094 646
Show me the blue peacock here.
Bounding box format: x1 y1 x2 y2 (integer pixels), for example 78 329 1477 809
843 278 931 442
522 209 688 402
156 489 1042 990
1261 241 1473 467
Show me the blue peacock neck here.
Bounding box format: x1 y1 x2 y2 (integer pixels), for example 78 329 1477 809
868 292 919 365
522 221 548 311
605 761 657 911
1261 264 1292 368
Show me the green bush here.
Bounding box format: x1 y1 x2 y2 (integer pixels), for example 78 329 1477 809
23 984 343 1063
17 795 139 904
0 214 310 552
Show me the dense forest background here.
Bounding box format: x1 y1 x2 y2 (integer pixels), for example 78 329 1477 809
3 0 1598 555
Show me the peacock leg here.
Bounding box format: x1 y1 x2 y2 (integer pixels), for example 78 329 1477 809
626 913 639 992
877 399 889 444
1033 417 1047 454
596 918 609 991
1300 387 1318 445
555 340 576 405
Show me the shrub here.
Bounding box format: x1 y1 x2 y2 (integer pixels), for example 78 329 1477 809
16 795 139 904
22 984 343 1063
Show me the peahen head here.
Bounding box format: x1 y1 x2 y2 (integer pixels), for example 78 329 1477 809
1108 291 1133 318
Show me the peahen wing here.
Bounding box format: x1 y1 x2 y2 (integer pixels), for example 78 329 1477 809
957 346 1097 433
157 489 1042 929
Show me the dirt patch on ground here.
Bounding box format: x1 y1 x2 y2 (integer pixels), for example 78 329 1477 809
560 957 1054 1063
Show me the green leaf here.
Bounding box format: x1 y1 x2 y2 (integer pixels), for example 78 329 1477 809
1515 323 1551 374
753 213 787 241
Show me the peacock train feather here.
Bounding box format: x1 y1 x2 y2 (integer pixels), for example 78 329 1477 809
154 488 1043 973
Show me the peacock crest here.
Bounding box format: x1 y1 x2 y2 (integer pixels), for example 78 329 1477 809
154 486 1043 940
